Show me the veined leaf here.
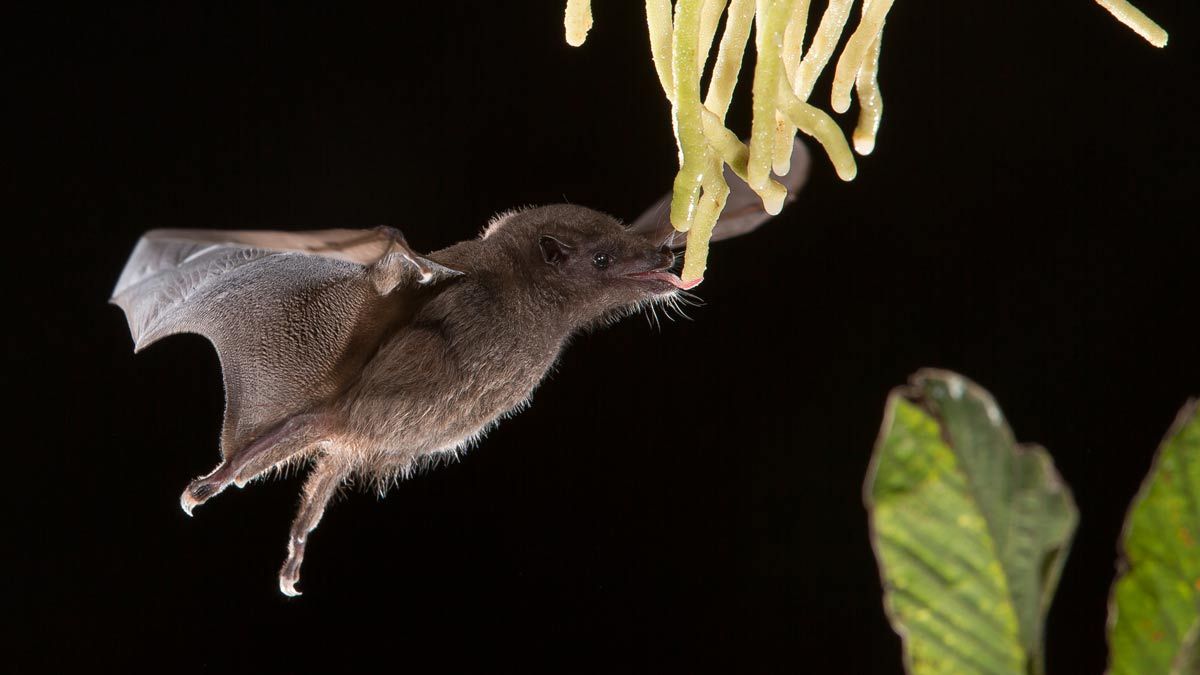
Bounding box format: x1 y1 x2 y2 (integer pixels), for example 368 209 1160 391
1107 400 1200 675
865 370 1078 675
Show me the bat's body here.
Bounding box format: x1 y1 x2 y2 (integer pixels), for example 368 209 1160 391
113 143 811 595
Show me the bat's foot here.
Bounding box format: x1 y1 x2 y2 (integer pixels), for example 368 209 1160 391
278 537 307 597
180 474 229 516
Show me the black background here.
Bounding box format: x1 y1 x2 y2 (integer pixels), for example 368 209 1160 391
9 1 1198 672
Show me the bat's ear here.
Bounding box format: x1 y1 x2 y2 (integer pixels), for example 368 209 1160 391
539 235 572 265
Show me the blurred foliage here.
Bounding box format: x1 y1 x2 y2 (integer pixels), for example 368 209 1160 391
1108 401 1200 675
866 372 1200 675
865 370 1079 675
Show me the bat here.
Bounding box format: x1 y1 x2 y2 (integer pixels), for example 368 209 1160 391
112 141 810 596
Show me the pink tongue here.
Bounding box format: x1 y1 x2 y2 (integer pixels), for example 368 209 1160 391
633 270 703 289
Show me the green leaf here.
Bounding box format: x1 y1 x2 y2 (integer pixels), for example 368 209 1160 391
1107 400 1200 675
865 369 1078 675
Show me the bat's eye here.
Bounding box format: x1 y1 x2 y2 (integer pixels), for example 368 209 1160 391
592 252 612 270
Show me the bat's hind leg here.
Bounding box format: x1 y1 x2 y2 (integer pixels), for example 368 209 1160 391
278 456 349 597
180 414 329 516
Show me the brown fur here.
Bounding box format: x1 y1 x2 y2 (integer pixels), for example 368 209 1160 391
115 204 681 595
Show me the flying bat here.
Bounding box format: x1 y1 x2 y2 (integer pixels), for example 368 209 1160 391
112 141 810 595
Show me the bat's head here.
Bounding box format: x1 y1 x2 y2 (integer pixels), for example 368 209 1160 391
480 204 696 325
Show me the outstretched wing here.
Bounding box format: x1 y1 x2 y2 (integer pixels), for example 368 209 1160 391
111 228 462 459
628 138 812 247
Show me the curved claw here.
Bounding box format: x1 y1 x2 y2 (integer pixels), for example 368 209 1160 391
278 537 307 597
279 573 302 597
180 488 199 517
179 476 226 516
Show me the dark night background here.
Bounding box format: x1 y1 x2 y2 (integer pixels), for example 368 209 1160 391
8 1 1198 672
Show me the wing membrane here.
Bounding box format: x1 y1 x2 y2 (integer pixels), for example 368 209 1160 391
112 228 459 458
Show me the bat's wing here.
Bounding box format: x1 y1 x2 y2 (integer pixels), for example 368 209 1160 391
628 138 812 247
111 228 463 459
